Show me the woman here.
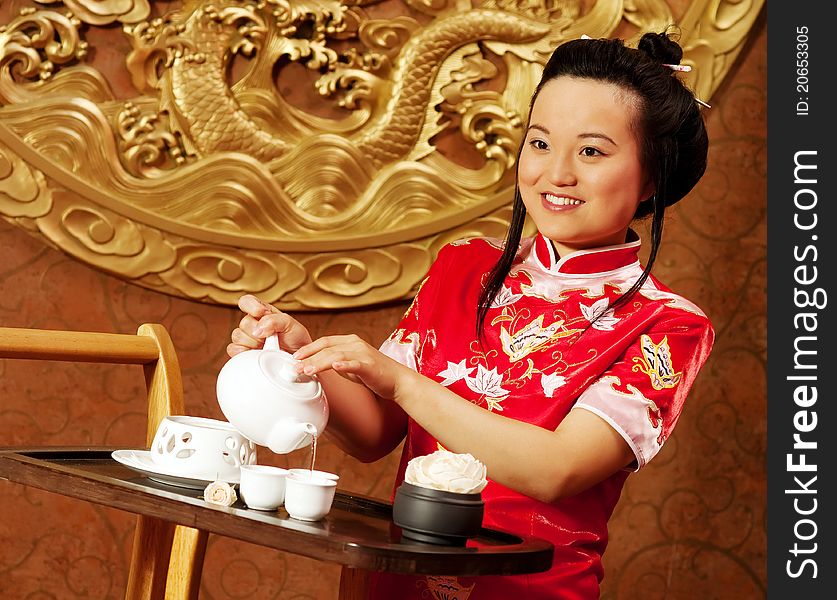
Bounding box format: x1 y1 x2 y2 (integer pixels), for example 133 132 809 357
229 31 714 599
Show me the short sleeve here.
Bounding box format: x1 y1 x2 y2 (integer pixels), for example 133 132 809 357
573 313 714 470
379 245 453 372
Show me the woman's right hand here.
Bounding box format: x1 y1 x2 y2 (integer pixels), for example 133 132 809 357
227 294 313 357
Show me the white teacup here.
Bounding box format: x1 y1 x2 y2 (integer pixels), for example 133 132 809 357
240 464 290 511
150 416 256 481
288 468 340 483
284 472 338 521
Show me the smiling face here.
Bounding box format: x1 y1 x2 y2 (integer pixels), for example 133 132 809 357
518 76 653 257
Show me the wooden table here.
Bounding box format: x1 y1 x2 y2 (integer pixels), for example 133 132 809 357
0 448 553 597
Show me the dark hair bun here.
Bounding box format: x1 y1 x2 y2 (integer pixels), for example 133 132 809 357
637 32 683 66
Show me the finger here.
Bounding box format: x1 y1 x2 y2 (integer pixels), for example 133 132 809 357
299 343 375 377
299 350 346 375
331 356 397 400
252 312 297 338
226 342 251 358
292 336 333 359
294 334 364 359
331 360 365 385
230 327 263 350
236 314 262 343
296 345 353 374
252 312 313 352
332 359 365 374
238 294 278 318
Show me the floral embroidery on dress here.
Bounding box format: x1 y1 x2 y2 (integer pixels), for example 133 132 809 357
579 297 621 331
465 365 509 411
437 359 475 386
436 362 509 412
540 372 567 398
388 329 420 347
401 275 429 319
519 276 629 301
605 376 666 444
645 396 665 445
499 314 579 361
639 284 708 316
489 284 523 308
631 334 682 390
381 329 422 370
420 576 476 600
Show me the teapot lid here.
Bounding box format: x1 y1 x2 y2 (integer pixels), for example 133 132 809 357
258 336 321 399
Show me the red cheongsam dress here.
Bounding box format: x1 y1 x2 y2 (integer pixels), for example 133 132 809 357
372 231 715 599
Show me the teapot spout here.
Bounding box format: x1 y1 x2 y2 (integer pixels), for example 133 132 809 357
266 420 319 454
301 422 318 436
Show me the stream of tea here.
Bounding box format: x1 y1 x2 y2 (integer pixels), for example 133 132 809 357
309 434 317 475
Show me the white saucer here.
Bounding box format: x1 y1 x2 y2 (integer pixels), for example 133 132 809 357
111 449 240 490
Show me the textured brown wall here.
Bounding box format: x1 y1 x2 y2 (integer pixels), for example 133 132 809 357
0 13 766 600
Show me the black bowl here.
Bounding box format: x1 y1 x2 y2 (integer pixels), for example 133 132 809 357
392 482 484 546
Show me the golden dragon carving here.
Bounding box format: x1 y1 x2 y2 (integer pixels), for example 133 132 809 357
156 2 551 165
0 0 764 309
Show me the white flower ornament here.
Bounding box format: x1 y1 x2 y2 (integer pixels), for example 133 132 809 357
405 450 488 494
580 298 621 331
541 372 567 398
490 285 523 308
465 364 509 398
204 480 237 507
437 359 475 386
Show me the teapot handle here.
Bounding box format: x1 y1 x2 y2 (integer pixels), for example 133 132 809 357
264 334 280 352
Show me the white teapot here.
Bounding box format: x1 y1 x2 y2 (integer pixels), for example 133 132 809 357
216 335 328 454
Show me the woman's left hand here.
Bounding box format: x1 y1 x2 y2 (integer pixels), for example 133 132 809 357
293 335 412 401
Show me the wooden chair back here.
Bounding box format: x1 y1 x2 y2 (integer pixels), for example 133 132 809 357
0 323 208 599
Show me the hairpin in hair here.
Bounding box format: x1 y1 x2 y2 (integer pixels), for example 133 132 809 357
578 35 711 108
663 64 712 108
